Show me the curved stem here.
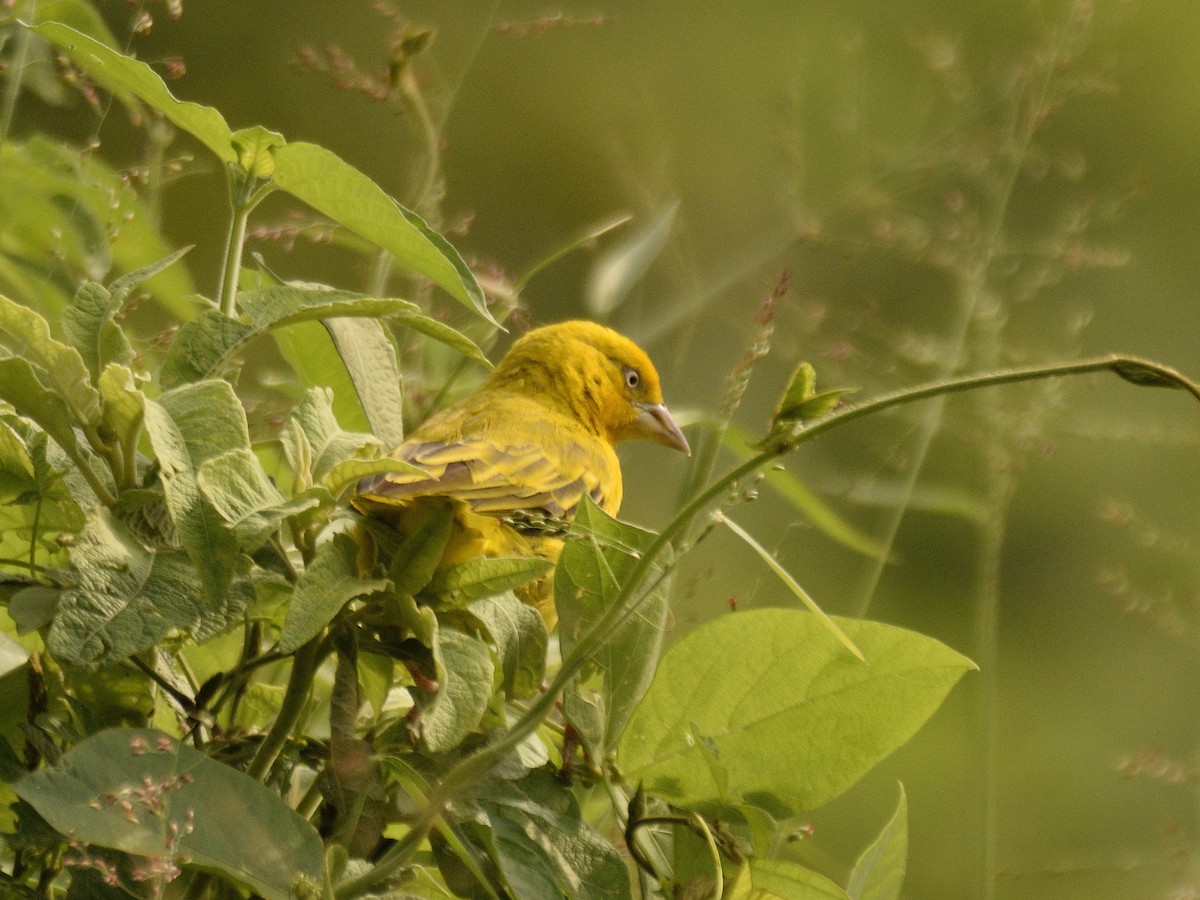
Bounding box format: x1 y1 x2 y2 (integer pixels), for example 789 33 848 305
246 638 322 782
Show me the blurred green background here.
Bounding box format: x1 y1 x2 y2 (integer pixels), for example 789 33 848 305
16 1 1200 896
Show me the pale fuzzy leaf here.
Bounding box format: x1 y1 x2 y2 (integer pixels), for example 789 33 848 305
46 512 207 667
419 626 495 752
323 317 406 448
278 535 387 653
468 593 547 699
0 293 100 426
143 381 251 604
196 448 325 552
283 387 381 486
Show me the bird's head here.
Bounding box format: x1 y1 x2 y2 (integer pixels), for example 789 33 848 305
489 320 691 455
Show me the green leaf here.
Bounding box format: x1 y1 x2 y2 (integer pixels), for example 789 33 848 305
323 317 406 448
617 609 974 816
280 387 381 486
273 320 373 434
278 535 387 653
847 785 907 900
0 293 101 427
60 283 134 378
231 125 286 179
424 556 554 603
164 283 487 392
0 424 86 569
749 859 850 900
420 626 495 752
96 364 146 460
30 0 123 49
467 593 548 699
160 309 253 387
196 448 325 552
0 357 83 460
15 727 323 899
270 142 493 323
475 769 632 900
30 23 236 163
556 496 670 753
46 512 207 667
143 381 252 605
388 500 455 597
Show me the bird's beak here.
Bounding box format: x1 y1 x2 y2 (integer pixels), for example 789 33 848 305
634 402 691 456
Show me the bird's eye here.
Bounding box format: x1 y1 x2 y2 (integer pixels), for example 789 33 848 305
623 367 640 389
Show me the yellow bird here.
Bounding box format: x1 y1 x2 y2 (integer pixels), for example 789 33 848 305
353 320 690 629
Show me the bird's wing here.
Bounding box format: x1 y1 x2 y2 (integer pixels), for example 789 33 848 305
356 412 618 519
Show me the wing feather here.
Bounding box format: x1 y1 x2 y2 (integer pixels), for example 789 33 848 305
355 394 621 519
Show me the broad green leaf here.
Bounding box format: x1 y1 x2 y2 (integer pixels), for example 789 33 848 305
467 593 547 699
278 535 387 653
847 785 907 900
323 317 406 448
46 512 207 667
0 294 100 427
196 448 325 552
388 500 455 597
556 496 670 753
143 381 252 605
474 770 632 900
424 556 554 603
31 23 236 163
270 142 493 323
618 610 974 816
239 285 423 330
274 320 372 434
419 626 495 752
15 728 323 899
749 859 850 900
280 387 381 486
586 199 678 316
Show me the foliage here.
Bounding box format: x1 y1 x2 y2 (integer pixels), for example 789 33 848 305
0 6 1194 900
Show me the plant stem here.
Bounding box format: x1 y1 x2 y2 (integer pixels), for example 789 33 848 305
216 176 268 316
340 351 1200 896
246 638 322 782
